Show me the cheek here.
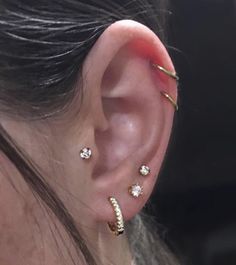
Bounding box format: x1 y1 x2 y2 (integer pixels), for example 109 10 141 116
0 172 41 265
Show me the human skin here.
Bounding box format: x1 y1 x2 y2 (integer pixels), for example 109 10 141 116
0 20 177 265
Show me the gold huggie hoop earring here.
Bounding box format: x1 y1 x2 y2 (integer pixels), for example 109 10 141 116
107 197 124 236
151 63 180 81
160 91 179 111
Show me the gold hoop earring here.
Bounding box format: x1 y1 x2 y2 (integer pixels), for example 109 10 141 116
151 63 180 81
160 91 179 111
107 197 124 236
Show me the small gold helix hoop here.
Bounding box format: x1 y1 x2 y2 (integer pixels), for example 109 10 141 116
151 63 180 82
107 197 124 236
160 91 179 111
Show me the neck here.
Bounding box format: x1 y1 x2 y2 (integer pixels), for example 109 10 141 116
0 183 133 265
82 221 133 265
38 214 133 265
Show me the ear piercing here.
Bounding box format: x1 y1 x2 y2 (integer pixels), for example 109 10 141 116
107 197 124 236
80 147 92 160
129 183 143 198
151 62 179 81
139 165 151 176
107 165 149 233
160 91 179 111
128 165 150 198
151 62 179 111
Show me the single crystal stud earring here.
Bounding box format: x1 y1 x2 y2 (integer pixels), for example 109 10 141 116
80 147 92 160
139 165 151 176
129 183 143 198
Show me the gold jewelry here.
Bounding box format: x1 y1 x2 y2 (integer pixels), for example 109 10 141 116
160 91 179 111
80 147 92 160
139 165 151 176
107 197 124 236
129 183 143 198
151 63 180 81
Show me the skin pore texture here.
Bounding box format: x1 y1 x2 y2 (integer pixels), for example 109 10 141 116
0 20 177 265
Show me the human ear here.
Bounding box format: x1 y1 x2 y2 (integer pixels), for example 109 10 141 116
80 20 178 226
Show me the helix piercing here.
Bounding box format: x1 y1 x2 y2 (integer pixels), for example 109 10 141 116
107 197 124 236
80 147 92 160
160 91 179 111
139 165 151 176
129 183 143 198
151 63 180 81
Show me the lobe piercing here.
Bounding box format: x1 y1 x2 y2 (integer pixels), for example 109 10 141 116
80 147 92 160
107 197 124 236
139 165 151 176
129 183 143 198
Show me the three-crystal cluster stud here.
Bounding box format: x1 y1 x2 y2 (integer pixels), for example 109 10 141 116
129 183 143 198
139 165 151 176
80 147 92 160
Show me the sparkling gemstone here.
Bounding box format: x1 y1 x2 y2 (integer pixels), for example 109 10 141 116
139 165 150 176
129 184 143 198
80 147 92 159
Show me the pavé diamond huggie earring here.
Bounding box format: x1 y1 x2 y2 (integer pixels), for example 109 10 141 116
107 197 124 236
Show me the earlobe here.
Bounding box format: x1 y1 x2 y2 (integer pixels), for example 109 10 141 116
81 20 178 228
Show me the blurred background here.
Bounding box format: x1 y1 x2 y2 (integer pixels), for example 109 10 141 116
151 0 236 264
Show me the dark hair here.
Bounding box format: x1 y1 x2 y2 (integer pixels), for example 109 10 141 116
0 1 173 264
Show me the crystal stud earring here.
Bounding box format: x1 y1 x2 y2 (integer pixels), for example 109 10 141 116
80 147 92 160
129 183 143 198
139 165 151 176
